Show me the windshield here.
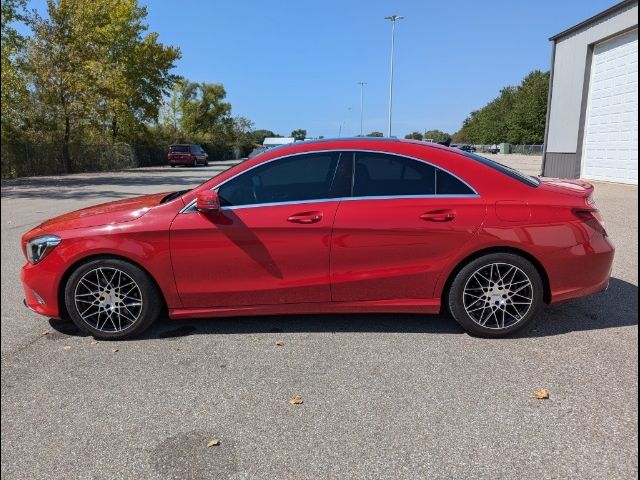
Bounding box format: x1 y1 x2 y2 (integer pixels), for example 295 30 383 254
462 152 540 187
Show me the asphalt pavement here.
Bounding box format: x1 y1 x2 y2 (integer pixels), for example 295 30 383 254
1 157 637 479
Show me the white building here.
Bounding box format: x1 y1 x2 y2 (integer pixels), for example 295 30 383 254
542 0 638 184
262 137 295 147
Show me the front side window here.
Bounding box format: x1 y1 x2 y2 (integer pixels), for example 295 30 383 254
218 152 345 207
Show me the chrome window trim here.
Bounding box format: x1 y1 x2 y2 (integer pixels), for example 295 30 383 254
180 149 480 213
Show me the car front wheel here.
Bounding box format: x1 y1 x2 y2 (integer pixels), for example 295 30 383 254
448 253 543 337
64 258 162 340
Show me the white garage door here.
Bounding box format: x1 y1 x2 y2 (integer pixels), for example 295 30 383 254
582 29 638 185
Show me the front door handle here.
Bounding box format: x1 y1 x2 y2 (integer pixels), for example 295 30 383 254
287 211 323 224
420 209 456 222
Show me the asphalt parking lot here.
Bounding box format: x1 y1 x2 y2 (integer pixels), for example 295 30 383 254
1 156 637 479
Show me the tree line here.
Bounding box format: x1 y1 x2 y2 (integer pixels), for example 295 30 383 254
1 0 550 178
405 70 549 146
0 0 296 177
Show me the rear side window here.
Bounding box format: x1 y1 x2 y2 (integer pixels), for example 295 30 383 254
436 169 475 195
352 152 476 197
353 152 436 197
170 145 189 153
218 152 344 207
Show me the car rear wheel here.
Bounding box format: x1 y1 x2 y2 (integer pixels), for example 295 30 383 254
448 253 543 338
64 258 162 340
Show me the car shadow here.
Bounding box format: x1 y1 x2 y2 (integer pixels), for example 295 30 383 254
513 276 638 338
47 277 637 340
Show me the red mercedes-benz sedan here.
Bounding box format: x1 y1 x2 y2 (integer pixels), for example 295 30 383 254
21 138 614 339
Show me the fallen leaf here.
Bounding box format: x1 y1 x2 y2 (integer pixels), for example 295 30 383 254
207 439 220 447
533 389 550 399
62 345 71 351
275 341 284 347
90 341 98 345
111 348 119 353
288 395 304 405
41 331 50 336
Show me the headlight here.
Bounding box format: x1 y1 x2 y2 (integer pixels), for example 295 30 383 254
25 235 61 264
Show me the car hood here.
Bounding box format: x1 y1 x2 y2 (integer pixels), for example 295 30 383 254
38 192 170 231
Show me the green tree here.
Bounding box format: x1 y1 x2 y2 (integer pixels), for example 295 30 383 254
25 0 180 170
248 129 279 145
179 81 232 140
367 131 384 137
454 70 549 145
423 129 451 143
291 129 306 141
1 0 28 141
506 70 549 144
404 131 423 140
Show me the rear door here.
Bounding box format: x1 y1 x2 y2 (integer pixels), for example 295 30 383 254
330 151 486 302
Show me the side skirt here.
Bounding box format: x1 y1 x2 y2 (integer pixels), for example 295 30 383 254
169 298 441 320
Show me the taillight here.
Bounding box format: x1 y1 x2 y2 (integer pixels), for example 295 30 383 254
573 208 607 236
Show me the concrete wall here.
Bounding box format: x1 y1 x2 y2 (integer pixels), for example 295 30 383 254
545 1 638 160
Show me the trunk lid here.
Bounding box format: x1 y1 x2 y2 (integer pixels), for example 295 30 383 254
538 177 594 198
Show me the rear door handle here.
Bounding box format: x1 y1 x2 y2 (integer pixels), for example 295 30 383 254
287 211 323 224
420 209 456 222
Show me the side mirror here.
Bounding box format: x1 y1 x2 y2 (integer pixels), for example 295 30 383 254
195 191 220 213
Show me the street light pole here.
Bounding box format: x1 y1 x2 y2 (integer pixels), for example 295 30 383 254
357 81 367 136
384 15 403 138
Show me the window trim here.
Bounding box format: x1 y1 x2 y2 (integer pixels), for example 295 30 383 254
180 149 479 213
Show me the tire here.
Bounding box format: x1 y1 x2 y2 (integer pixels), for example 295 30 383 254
204 160 209 166
170 165 176 168
447 253 543 338
64 258 162 340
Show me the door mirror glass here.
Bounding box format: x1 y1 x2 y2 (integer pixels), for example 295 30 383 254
196 191 220 213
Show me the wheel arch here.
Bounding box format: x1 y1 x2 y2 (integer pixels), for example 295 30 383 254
57 253 168 319
440 246 551 308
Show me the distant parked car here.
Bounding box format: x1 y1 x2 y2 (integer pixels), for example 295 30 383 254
168 144 208 167
487 145 500 154
457 145 477 153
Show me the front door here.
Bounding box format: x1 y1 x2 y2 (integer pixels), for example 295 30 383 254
170 151 350 307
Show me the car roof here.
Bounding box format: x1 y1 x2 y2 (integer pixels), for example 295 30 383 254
262 137 456 155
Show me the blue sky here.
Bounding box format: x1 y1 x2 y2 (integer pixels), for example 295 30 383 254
25 0 620 137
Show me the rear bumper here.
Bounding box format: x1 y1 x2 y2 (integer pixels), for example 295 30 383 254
547 234 615 303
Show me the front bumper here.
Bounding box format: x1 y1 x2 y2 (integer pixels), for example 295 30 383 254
21 259 63 318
